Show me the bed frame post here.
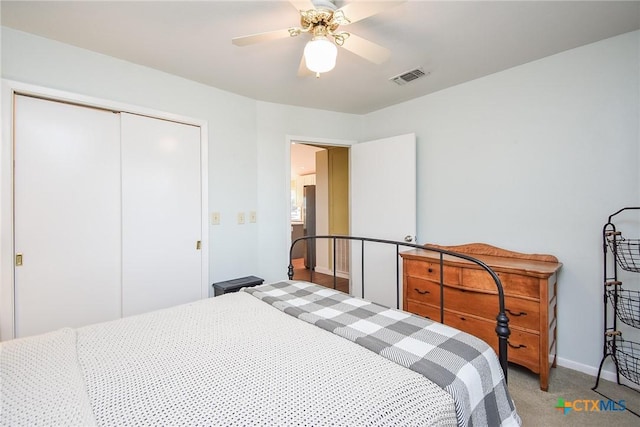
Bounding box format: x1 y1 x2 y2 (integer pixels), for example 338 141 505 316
496 311 510 383
483 263 510 384
287 242 296 280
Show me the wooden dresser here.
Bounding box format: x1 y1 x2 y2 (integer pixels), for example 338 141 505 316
400 243 562 391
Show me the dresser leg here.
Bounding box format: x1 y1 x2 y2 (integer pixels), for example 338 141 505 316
540 376 549 391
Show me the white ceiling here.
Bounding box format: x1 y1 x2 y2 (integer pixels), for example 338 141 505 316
2 1 639 114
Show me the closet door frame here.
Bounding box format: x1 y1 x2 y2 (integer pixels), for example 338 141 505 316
0 80 210 341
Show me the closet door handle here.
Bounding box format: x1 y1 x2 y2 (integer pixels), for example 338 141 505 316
506 309 527 317
508 342 527 349
414 288 430 295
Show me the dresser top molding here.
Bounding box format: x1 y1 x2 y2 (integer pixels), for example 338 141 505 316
401 243 562 278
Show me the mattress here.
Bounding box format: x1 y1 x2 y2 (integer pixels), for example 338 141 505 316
1 286 459 426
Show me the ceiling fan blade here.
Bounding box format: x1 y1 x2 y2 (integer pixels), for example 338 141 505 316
298 54 314 77
337 1 406 24
232 28 295 47
289 0 315 12
340 33 390 64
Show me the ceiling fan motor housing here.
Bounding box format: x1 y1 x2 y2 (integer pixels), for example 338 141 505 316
301 9 340 34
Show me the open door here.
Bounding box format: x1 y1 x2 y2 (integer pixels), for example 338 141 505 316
350 133 416 308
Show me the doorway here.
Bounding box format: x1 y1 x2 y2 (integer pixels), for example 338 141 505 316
287 133 416 309
290 141 350 293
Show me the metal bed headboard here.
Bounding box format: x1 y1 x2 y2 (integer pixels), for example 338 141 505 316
288 235 510 382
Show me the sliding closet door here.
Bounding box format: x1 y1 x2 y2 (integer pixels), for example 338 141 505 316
14 95 122 338
121 113 202 317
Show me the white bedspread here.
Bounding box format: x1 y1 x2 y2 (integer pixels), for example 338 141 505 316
1 292 457 426
0 328 96 425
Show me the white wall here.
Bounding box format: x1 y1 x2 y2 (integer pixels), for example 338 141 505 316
1 28 260 285
362 31 640 374
0 27 360 291
255 101 361 282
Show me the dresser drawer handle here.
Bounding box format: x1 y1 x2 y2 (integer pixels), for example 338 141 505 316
427 268 433 273
506 309 527 317
508 342 527 349
414 288 430 295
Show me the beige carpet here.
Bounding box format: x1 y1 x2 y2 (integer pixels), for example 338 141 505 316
509 364 639 426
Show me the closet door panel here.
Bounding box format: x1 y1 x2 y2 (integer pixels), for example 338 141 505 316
14 95 121 338
121 113 202 317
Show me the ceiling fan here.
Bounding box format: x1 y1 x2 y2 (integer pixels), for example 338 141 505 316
232 0 405 77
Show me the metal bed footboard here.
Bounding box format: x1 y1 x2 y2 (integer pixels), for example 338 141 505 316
288 235 510 382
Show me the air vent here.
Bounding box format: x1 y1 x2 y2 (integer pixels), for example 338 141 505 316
390 67 429 86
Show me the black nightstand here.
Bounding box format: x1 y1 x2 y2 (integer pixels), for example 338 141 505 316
212 276 264 296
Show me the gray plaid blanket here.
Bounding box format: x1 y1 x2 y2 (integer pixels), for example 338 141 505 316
244 281 521 427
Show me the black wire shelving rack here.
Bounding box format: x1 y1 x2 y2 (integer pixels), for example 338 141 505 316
593 208 640 417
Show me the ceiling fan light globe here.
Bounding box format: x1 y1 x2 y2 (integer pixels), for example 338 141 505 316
304 36 337 73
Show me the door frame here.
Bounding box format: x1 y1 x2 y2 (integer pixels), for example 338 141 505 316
286 135 356 274
0 80 209 341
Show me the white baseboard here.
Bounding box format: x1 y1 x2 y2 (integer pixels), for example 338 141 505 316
314 266 349 280
556 356 617 382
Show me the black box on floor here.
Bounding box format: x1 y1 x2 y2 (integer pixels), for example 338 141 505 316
212 276 264 296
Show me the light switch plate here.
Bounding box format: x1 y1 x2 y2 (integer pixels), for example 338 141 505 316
211 212 220 225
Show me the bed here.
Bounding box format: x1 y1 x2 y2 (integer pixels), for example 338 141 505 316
1 236 520 427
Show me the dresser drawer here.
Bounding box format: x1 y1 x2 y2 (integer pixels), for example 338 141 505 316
406 277 442 305
462 268 539 299
505 328 540 372
443 311 540 372
405 300 442 322
404 259 460 285
443 287 540 331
